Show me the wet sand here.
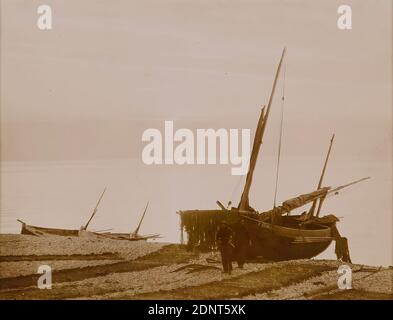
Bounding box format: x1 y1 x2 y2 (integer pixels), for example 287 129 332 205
0 234 391 300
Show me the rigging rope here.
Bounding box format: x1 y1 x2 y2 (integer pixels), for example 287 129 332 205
229 174 244 206
273 61 286 208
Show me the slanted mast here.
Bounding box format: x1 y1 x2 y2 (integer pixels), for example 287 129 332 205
238 47 287 211
132 201 149 237
307 134 335 218
83 187 107 230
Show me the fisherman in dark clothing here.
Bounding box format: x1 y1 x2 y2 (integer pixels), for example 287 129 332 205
233 219 250 269
216 221 234 274
331 225 352 263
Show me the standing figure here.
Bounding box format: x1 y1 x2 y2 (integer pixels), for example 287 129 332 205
216 221 234 274
233 218 249 269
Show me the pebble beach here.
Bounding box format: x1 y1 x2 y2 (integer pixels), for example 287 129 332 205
0 234 392 300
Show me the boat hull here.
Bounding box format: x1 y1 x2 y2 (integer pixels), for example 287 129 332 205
19 221 158 241
248 226 333 260
245 218 333 260
179 209 335 261
20 223 79 237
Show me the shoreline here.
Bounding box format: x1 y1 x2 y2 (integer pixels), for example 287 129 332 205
0 234 392 300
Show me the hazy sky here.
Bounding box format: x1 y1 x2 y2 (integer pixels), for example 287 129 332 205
1 0 391 161
0 0 392 265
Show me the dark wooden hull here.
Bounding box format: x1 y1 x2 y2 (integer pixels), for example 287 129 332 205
252 238 332 261
179 209 335 261
248 225 333 260
245 217 333 260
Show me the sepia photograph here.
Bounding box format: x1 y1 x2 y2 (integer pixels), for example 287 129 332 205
0 0 392 305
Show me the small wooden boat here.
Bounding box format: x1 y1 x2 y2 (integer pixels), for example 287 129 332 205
95 232 160 241
18 195 160 241
18 221 160 241
18 220 79 237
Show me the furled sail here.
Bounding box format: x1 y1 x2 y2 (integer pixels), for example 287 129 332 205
282 187 330 212
259 177 370 218
238 47 287 211
259 187 330 217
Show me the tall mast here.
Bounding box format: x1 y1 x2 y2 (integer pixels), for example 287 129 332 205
308 134 335 217
238 107 265 210
238 47 286 211
132 201 149 236
84 187 107 230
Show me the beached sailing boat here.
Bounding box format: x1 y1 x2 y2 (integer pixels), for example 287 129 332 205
18 190 159 241
94 201 161 241
178 48 369 261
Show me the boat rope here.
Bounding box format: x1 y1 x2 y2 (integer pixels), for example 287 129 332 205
229 174 244 206
273 61 286 208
